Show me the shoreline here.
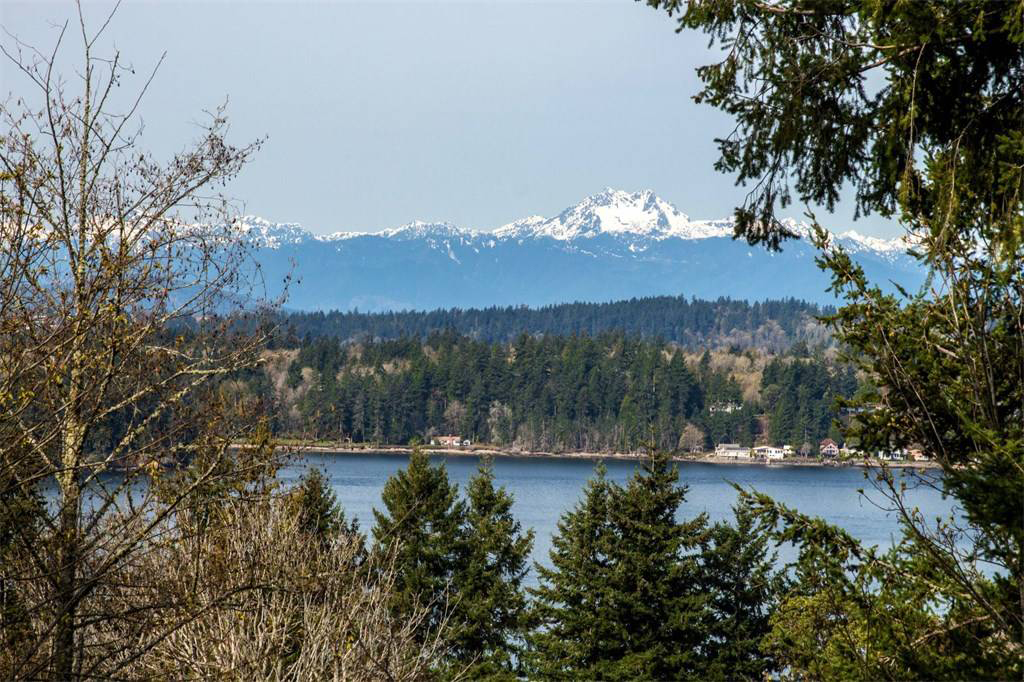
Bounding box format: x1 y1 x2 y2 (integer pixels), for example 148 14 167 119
265 442 942 470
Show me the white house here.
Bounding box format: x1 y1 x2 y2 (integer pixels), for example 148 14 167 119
782 444 795 456
431 435 462 447
754 445 785 460
715 443 751 458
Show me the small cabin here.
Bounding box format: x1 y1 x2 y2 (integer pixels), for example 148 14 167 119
431 435 462 447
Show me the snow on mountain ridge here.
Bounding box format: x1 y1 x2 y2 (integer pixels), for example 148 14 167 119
380 220 476 241
494 188 732 241
236 189 909 256
233 215 308 249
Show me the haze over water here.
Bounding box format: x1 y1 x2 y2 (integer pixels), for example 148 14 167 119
280 453 956 576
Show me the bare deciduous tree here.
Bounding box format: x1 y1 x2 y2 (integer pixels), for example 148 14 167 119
0 5 294 678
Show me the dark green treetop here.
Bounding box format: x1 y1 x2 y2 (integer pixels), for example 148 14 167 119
528 452 711 680
372 452 535 679
527 463 618 679
372 448 469 645
286 467 359 545
453 457 535 679
697 498 786 680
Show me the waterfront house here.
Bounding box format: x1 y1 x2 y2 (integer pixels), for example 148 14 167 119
715 443 751 459
431 435 462 447
819 438 840 457
754 445 785 460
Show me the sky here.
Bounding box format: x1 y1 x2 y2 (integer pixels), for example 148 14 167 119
0 1 899 238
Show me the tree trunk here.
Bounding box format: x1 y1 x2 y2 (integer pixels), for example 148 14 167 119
52 380 85 680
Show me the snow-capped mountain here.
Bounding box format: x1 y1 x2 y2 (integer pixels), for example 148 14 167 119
234 216 309 249
494 188 732 241
240 189 922 311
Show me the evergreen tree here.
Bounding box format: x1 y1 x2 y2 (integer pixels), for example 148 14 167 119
647 1 1024 674
528 453 709 679
286 467 360 546
528 464 618 679
603 450 709 679
371 449 468 644
697 499 785 679
453 457 535 678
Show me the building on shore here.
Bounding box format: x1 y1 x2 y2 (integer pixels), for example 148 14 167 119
431 435 462 447
715 443 751 459
754 445 785 460
819 438 840 457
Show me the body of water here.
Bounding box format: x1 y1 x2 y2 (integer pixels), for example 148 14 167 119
279 452 955 573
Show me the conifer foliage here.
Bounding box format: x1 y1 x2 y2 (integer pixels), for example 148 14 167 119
697 500 786 679
371 450 533 677
456 458 535 677
286 468 359 544
528 451 712 679
372 449 468 645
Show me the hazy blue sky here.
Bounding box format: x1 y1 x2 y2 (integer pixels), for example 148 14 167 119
1 1 897 237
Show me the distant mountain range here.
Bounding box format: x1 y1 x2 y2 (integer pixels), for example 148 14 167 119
241 188 923 311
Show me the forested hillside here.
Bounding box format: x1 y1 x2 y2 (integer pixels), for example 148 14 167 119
255 333 857 453
273 297 832 352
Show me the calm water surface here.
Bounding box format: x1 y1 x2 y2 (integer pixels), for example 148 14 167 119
280 452 955 574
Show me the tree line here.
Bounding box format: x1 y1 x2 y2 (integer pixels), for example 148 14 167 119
263 332 857 452
295 448 787 680
267 296 833 352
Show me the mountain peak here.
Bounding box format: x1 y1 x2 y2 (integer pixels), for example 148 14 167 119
496 188 732 241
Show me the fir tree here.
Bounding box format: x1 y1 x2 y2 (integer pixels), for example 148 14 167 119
603 450 709 679
453 457 535 678
371 448 468 644
286 467 359 545
527 464 618 679
528 452 710 679
697 499 785 680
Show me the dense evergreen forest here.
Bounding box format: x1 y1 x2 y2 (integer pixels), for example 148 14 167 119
256 332 856 452
272 296 833 351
